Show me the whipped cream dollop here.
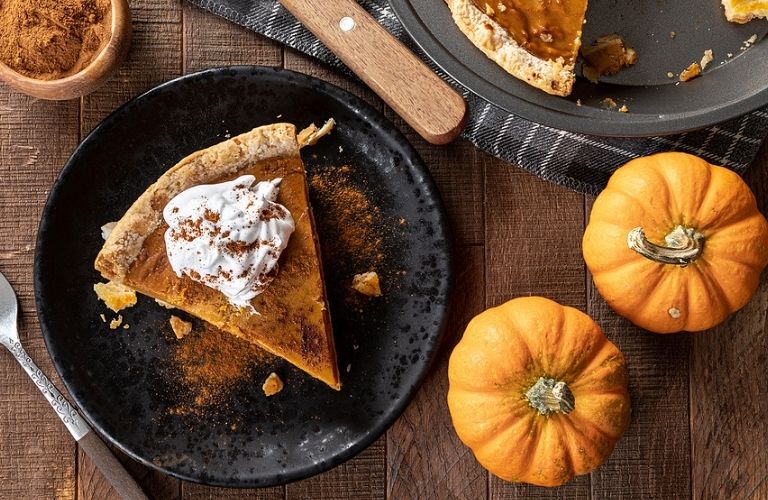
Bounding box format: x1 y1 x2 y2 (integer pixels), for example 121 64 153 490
162 175 295 309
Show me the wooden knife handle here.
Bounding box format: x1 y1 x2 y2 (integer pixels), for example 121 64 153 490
280 0 468 145
78 432 149 500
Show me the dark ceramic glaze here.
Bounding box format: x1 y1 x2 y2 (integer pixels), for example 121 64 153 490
390 0 768 137
34 67 453 487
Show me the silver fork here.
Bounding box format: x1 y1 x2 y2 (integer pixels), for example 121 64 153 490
0 271 148 500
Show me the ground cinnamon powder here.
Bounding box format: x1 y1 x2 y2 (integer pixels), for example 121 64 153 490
310 165 385 269
169 321 275 411
0 0 112 80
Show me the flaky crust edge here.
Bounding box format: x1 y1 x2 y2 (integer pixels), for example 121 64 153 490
95 123 299 281
448 0 579 97
721 0 768 23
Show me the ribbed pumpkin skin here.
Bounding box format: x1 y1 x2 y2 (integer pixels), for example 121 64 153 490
447 297 630 487
583 152 768 333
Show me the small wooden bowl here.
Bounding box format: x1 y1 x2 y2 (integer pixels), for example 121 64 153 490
0 0 132 100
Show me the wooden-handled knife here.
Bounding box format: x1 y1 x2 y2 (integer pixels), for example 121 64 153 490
280 0 468 145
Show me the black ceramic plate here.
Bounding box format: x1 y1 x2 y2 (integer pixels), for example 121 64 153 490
34 67 452 487
390 0 768 137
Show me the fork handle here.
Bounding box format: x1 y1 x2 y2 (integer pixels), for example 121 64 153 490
6 340 148 500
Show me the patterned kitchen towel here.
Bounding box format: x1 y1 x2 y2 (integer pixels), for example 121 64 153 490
186 0 768 195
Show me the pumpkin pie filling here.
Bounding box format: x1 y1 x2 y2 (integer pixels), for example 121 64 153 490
470 0 587 63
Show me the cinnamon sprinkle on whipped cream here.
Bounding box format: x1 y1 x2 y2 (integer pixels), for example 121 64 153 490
162 175 295 310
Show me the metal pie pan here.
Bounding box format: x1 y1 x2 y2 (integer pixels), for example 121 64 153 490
390 0 768 137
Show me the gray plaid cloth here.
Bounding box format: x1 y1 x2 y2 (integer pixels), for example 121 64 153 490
187 0 768 195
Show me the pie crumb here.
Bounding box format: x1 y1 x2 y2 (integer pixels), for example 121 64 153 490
100 221 117 241
262 372 284 397
109 315 123 330
669 31 676 39
298 118 336 147
123 324 129 330
169 315 192 340
618 104 629 113
94 281 137 313
155 298 176 309
667 71 675 78
679 62 701 82
581 34 637 82
352 271 382 297
346 363 352 373
700 49 714 70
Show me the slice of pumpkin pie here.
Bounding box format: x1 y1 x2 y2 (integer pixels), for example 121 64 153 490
448 0 589 96
95 123 341 390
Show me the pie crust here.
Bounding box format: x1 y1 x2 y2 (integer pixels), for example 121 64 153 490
448 0 586 96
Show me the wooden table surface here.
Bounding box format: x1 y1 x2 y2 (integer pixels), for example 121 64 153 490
1 1 767 498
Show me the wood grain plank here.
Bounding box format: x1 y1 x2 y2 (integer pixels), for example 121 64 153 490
0 88 79 499
484 157 586 309
690 143 768 499
586 270 690 498
183 484 283 500
387 246 487 500
77 1 184 498
285 438 385 499
484 158 590 499
81 0 183 135
183 3 282 72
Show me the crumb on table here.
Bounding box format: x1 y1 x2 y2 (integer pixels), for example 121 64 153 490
352 271 382 297
94 281 137 313
262 372 284 396
169 315 192 340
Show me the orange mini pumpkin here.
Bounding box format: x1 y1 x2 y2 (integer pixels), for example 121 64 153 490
447 296 630 487
583 152 768 333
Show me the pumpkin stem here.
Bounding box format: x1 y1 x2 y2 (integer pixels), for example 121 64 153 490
526 377 575 415
627 225 705 267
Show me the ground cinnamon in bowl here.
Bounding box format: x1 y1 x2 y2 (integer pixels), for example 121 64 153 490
0 0 112 80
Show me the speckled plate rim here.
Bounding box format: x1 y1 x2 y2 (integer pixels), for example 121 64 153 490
33 66 454 487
